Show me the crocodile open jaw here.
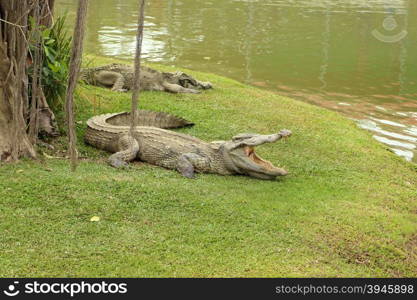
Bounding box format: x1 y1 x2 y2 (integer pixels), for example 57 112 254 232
244 145 287 175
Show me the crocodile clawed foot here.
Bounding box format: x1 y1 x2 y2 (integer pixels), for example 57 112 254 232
109 158 129 169
182 171 196 179
178 165 195 179
188 89 201 94
112 88 128 93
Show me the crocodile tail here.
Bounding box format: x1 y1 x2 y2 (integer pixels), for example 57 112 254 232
107 110 194 129
137 110 195 128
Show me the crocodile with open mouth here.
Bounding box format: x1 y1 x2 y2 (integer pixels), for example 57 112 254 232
80 63 212 94
85 111 291 180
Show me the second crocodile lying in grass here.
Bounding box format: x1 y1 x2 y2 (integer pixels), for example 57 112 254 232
80 63 212 94
85 111 291 180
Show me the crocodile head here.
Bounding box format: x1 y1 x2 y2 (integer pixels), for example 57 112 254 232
220 130 291 180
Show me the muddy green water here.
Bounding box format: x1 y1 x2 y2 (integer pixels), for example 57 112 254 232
56 0 417 162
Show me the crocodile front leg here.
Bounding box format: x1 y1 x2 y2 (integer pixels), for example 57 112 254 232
108 134 139 168
162 82 201 94
176 153 210 178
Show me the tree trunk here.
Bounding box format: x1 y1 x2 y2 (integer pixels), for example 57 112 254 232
65 0 89 171
130 0 146 132
0 0 55 162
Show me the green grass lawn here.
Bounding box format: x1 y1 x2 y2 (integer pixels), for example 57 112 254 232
0 55 416 277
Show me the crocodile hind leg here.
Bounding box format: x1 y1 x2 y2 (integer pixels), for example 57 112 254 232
94 71 127 92
176 153 209 179
162 82 201 94
111 74 127 92
108 134 139 168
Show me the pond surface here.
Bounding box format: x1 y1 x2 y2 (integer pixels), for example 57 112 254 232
56 0 417 162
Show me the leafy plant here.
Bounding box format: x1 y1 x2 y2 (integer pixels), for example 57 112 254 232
29 15 72 110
